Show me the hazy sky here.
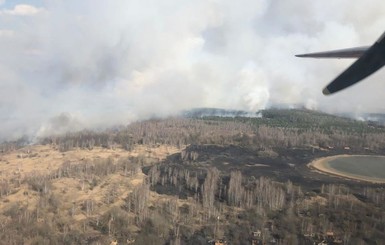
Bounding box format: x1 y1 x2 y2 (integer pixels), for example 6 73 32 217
1 0 385 140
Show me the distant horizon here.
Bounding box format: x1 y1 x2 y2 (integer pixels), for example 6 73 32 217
2 106 385 144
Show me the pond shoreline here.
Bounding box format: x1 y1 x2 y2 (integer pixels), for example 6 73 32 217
308 155 385 184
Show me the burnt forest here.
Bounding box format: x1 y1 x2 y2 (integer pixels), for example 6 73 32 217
1 108 385 245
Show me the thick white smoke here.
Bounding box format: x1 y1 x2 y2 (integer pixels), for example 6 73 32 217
0 0 385 140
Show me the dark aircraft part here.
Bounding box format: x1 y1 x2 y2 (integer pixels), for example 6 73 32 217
295 46 368 59
323 33 385 94
296 31 385 95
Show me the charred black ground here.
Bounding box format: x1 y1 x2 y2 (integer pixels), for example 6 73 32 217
1 108 385 244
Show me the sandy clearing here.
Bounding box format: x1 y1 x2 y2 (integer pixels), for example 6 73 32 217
0 144 179 180
0 144 181 221
308 155 385 184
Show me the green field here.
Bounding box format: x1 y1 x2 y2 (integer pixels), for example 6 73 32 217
326 155 385 180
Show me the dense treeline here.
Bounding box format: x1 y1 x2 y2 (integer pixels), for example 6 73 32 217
2 109 385 153
36 109 385 152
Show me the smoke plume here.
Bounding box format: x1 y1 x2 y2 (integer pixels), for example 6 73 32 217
1 0 385 140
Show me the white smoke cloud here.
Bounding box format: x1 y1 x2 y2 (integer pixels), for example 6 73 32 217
36 112 84 138
0 0 385 140
1 4 43 16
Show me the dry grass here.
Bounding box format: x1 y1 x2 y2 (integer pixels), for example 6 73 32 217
0 144 180 225
0 144 178 179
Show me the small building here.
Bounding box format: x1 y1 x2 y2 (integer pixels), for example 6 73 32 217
251 230 263 245
252 230 262 238
326 231 335 241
